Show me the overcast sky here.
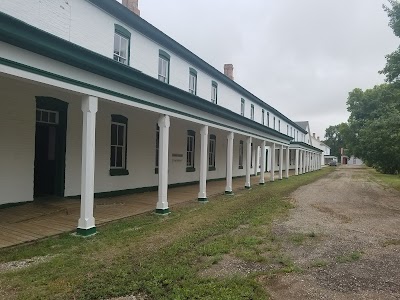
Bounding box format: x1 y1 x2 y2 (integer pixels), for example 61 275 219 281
122 0 398 139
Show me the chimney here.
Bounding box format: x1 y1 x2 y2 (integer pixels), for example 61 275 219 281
317 136 320 141
224 64 234 80
122 0 140 16
313 133 316 138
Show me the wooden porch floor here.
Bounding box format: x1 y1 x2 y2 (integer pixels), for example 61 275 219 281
0 173 282 248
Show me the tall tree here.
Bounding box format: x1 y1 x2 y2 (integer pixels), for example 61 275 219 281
323 123 349 158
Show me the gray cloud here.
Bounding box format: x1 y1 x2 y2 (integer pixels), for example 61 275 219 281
136 0 397 138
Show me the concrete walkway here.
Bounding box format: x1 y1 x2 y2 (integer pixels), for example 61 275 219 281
0 173 284 248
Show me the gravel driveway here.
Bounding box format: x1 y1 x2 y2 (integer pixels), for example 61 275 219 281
263 166 400 299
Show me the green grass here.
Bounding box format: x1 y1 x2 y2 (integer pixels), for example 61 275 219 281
0 168 334 300
368 169 400 191
336 251 362 263
310 259 328 268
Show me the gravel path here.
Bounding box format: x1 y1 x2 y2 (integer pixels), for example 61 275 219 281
263 166 400 299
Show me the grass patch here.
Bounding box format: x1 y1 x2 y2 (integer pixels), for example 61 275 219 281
368 169 400 192
382 239 400 247
310 259 328 268
0 168 334 300
336 251 362 263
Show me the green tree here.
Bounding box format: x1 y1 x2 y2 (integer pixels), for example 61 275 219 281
323 123 349 158
381 0 400 82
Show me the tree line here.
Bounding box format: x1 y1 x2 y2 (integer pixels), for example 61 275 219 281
323 0 400 174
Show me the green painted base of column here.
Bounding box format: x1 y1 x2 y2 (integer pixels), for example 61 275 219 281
198 198 208 202
224 191 234 196
259 182 265 185
155 208 170 215
76 227 96 237
245 186 251 190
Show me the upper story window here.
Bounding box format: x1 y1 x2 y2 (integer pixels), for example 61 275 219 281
158 50 170 83
296 130 299 141
241 98 245 116
211 81 218 104
262 109 265 125
287 125 289 135
267 112 270 127
114 24 131 65
273 117 276 130
250 104 255 120
189 68 197 95
290 127 293 137
278 120 281 132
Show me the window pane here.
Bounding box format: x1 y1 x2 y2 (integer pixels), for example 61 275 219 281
36 110 41 122
114 34 120 55
116 146 123 168
111 124 117 146
117 125 125 146
110 146 116 167
42 111 49 122
49 112 56 123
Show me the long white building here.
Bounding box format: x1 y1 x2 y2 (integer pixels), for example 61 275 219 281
0 0 322 235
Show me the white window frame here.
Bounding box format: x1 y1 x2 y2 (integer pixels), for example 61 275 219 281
36 109 59 125
208 136 216 168
211 83 218 104
158 56 169 83
189 72 197 95
110 122 127 169
250 104 255 120
187 133 195 168
113 32 129 65
241 99 245 116
262 109 265 125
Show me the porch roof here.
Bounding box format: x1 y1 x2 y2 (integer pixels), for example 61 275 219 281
290 141 324 152
0 12 293 142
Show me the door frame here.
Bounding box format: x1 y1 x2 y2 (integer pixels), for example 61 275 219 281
35 96 68 197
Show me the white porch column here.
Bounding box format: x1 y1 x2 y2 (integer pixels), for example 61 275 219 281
225 132 234 194
285 146 290 179
245 137 252 188
259 141 266 184
299 150 303 175
254 145 259 176
306 152 310 173
295 148 299 176
303 151 306 173
279 144 284 179
198 125 209 202
270 143 276 182
77 95 98 236
156 115 170 214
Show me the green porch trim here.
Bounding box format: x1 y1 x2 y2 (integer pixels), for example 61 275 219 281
224 191 234 195
245 186 251 190
259 182 265 185
155 208 170 215
76 227 96 236
290 141 324 152
198 198 208 202
0 201 32 210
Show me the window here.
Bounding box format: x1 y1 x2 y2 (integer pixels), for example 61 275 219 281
273 117 276 130
290 127 293 137
36 109 59 124
208 134 216 171
189 68 197 95
211 81 218 104
114 24 131 65
158 50 170 83
267 112 270 127
296 130 299 141
278 120 281 132
155 125 159 174
110 115 129 176
251 143 253 168
262 109 265 125
239 140 244 169
241 98 245 116
250 104 255 120
186 130 196 172
287 125 289 135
